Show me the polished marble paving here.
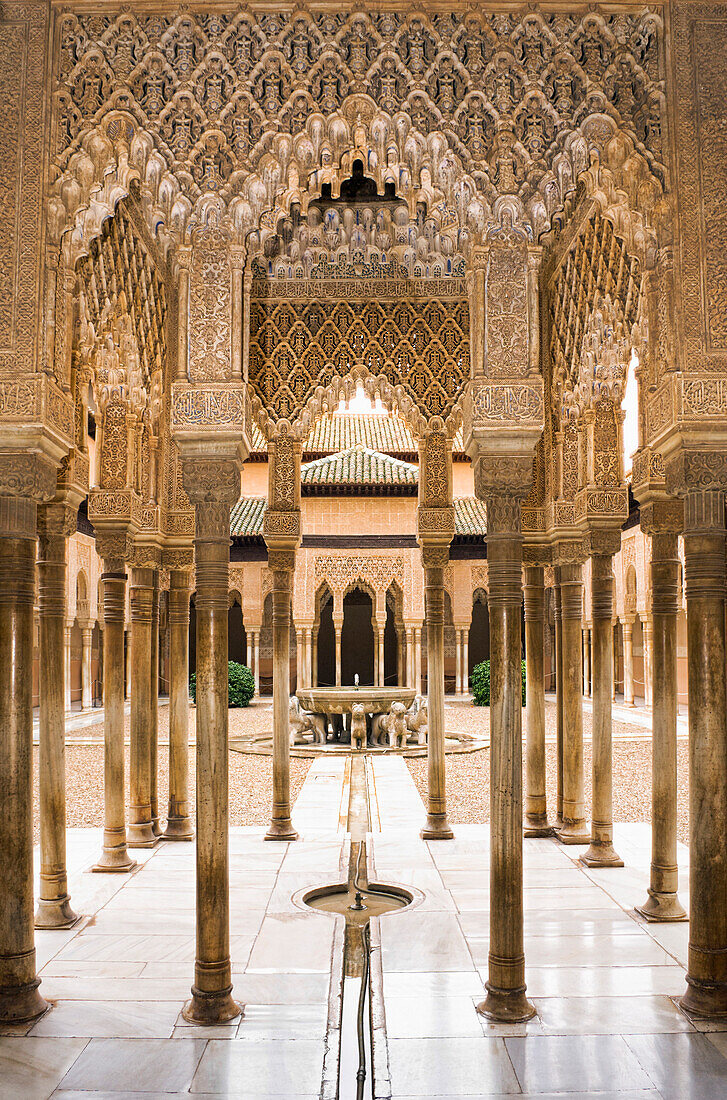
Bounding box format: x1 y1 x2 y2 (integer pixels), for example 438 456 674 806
0 753 724 1097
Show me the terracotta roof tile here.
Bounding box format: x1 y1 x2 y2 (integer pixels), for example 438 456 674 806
301 444 418 488
249 412 465 457
229 496 266 537
454 497 487 536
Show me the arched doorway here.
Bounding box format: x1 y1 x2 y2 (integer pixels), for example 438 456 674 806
228 592 247 666
469 589 490 676
341 587 374 686
316 588 335 687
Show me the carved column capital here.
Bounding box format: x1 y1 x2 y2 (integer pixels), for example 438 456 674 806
37 500 77 542
639 499 683 536
267 549 296 575
583 529 622 559
181 459 241 506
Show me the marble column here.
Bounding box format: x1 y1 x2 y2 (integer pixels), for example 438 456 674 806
581 550 623 868
334 617 343 687
582 628 588 696
623 619 635 706
462 631 469 695
553 575 564 829
421 548 453 840
405 627 414 687
643 615 654 706
680 491 727 1016
35 509 79 928
295 627 303 690
183 501 241 1025
586 628 592 697
396 627 404 687
455 629 463 695
253 630 260 695
478 496 535 1023
127 567 156 848
93 555 136 873
124 627 131 699
372 623 379 686
524 566 550 837
165 570 193 841
81 625 93 709
266 556 298 841
0 496 48 1022
64 622 73 712
636 530 686 921
150 570 161 838
415 627 422 694
377 618 386 687
555 562 589 843
311 627 318 688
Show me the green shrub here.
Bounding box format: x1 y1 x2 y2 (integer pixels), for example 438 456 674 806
470 659 526 707
189 661 255 708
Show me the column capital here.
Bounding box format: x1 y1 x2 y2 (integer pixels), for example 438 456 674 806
421 545 449 570
583 529 622 559
552 538 587 568
181 459 241 507
268 549 296 575
162 546 195 571
640 499 683 536
37 500 77 541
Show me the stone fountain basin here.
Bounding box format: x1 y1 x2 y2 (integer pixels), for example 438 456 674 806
296 686 416 716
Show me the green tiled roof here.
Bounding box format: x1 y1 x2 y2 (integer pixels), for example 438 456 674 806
229 496 266 538
301 444 418 488
454 497 488 536
248 412 465 457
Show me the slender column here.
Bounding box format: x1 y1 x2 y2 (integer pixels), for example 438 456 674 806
478 496 534 1023
405 627 414 687
462 630 469 694
165 570 194 841
586 629 592 697
582 628 588 695
334 617 343 687
455 629 463 695
555 562 589 843
311 627 318 687
0 497 48 1022
581 552 623 867
305 628 313 689
35 513 79 928
183 501 241 1024
396 627 404 687
643 615 654 706
127 568 156 848
81 625 93 710
150 570 161 838
680 490 727 1016
253 630 260 695
415 627 422 693
93 557 136 872
623 619 635 706
524 566 550 837
636 530 686 921
377 618 386 687
124 627 131 699
420 548 453 840
266 556 298 841
64 622 73 712
372 623 379 686
295 627 303 690
553 575 564 828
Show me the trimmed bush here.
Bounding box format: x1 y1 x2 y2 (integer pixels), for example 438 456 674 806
470 659 526 707
189 661 255 708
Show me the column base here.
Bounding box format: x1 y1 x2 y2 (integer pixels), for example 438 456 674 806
182 986 243 1026
421 814 454 841
554 820 590 845
34 896 81 930
163 816 194 841
265 818 299 842
477 985 536 1024
635 889 688 922
92 842 137 873
0 978 48 1024
579 842 624 868
524 812 553 838
126 822 158 848
151 816 163 838
680 976 727 1018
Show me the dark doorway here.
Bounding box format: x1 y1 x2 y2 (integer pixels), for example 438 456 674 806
469 595 490 674
317 594 335 686
341 588 374 685
229 601 247 665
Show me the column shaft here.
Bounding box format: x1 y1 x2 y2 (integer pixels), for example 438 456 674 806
421 554 453 840
150 571 161 837
334 620 342 687
311 629 318 688
463 631 469 695
183 503 241 1024
644 617 654 706
478 497 534 1023
127 568 156 847
455 629 462 695
636 533 686 921
0 497 47 1022
81 628 93 710
623 621 635 706
524 566 550 837
415 628 422 694
93 565 135 872
35 529 79 927
586 629 592 697
553 576 564 828
266 563 298 840
581 555 623 867
378 623 386 687
555 563 589 843
165 571 193 840
681 493 727 1016
64 624 72 712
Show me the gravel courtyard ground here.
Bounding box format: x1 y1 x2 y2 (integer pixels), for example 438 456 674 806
34 696 688 846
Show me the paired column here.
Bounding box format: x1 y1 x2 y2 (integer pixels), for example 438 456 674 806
622 619 635 706
680 490 727 1016
524 565 550 837
266 554 298 841
334 617 343 687
0 496 48 1022
643 616 654 706
150 570 161 838
127 567 156 848
64 622 73 712
183 500 241 1024
93 549 136 873
35 508 79 928
164 569 194 841
553 575 564 829
81 625 93 709
420 547 453 840
555 562 589 843
581 549 623 868
478 495 534 1023
635 527 685 921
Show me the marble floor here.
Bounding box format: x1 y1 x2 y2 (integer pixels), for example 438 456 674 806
4 754 726 1098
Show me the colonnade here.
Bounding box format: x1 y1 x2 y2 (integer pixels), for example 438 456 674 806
582 614 654 707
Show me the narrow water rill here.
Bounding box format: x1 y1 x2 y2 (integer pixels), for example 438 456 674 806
302 755 414 1098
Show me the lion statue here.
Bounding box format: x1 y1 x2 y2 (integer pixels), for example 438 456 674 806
372 701 408 748
405 695 428 746
289 696 326 746
350 702 367 751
